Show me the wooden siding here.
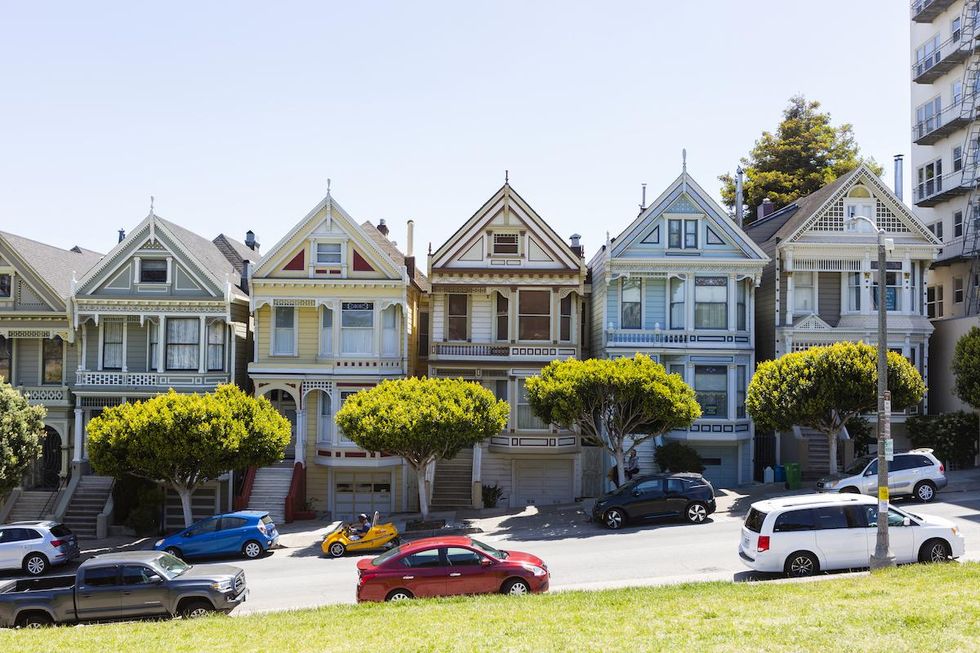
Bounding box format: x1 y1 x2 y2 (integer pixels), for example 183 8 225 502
14 338 40 385
754 241 779 364
818 272 841 327
480 447 513 503
642 277 667 329
126 322 149 373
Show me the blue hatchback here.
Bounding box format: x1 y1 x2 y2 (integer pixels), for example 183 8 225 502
155 510 279 560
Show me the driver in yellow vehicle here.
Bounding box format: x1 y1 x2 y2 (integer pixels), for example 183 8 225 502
349 513 371 541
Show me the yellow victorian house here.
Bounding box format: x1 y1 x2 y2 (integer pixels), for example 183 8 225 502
247 189 427 521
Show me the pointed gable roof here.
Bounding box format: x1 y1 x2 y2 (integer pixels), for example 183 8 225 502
360 221 430 292
0 231 103 305
430 182 585 272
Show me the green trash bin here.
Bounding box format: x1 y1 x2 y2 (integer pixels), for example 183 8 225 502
785 462 802 490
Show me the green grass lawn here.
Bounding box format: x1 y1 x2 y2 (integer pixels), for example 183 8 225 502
3 563 978 652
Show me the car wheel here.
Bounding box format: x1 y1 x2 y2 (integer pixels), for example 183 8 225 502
914 481 936 503
839 486 860 494
16 611 53 628
385 589 414 602
685 502 708 524
501 578 530 595
164 547 182 558
603 508 626 530
22 553 48 577
180 599 216 619
242 540 263 559
919 538 952 563
328 542 346 558
784 551 819 578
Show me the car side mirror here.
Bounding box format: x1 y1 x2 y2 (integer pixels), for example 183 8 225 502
864 469 875 477
148 574 164 584
480 558 493 567
632 489 642 497
182 532 192 538
903 517 911 527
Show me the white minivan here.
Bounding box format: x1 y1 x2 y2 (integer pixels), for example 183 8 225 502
738 494 965 577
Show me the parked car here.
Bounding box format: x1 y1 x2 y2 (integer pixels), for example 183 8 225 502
355 536 549 602
591 473 717 529
0 521 80 577
154 511 278 560
816 448 947 502
0 550 246 628
738 493 965 578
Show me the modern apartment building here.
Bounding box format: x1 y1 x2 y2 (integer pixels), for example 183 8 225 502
911 0 980 412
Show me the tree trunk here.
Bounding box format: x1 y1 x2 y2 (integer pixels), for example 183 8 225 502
614 447 626 487
416 464 430 521
176 486 195 528
828 430 839 476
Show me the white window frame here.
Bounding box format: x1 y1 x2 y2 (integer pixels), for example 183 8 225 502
915 95 942 137
694 276 728 330
0 271 12 301
847 272 862 313
793 272 816 315
517 289 551 342
559 293 573 342
320 306 334 356
620 277 642 330
41 336 64 386
954 277 965 304
916 158 943 201
206 320 225 372
516 378 548 431
318 391 334 444
102 320 124 370
341 302 374 355
138 258 169 284
954 211 963 238
953 145 963 172
447 294 468 341
694 365 728 420
491 232 520 256
272 306 298 356
494 292 509 342
381 305 398 356
314 241 343 266
669 277 686 330
337 390 359 446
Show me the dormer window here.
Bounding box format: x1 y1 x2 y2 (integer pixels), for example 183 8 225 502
0 273 10 298
140 259 168 283
316 242 342 265
492 233 519 255
668 219 698 249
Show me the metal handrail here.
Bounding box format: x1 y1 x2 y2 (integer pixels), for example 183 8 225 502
912 30 977 79
37 477 69 520
912 95 978 140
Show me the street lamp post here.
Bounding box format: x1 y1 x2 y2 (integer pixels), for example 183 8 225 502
846 214 896 571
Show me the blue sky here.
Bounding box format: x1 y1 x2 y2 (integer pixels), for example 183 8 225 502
0 2 909 263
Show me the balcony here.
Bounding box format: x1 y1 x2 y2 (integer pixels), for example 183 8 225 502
20 386 71 407
605 328 753 349
429 342 578 361
913 101 974 144
914 170 975 207
912 34 975 83
75 370 230 390
911 0 957 23
488 433 579 454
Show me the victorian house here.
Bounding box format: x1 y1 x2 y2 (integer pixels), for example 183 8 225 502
588 167 768 488
745 164 940 477
246 190 427 522
426 182 588 509
0 232 101 524
67 212 255 532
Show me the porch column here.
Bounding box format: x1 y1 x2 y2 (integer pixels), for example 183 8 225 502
120 319 128 373
295 409 306 465
157 316 166 373
728 363 737 421
198 316 207 373
78 324 87 371
785 273 795 325
73 408 83 462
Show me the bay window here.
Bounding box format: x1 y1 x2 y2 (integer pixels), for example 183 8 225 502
448 294 468 340
694 277 727 329
695 366 728 419
495 293 509 341
560 294 573 341
341 302 374 354
320 307 333 355
42 337 63 384
102 321 124 370
518 290 551 341
382 305 398 356
207 321 225 371
793 272 815 314
273 307 296 355
621 278 641 329
517 378 547 430
166 318 199 370
669 277 686 329
0 336 10 381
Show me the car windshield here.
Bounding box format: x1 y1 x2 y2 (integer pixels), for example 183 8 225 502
469 538 508 559
371 545 405 567
156 553 191 579
843 456 872 476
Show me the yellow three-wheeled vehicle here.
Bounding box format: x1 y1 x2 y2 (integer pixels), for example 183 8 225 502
321 511 400 558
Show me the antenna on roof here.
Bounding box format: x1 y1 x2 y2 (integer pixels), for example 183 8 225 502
640 183 647 211
505 169 509 184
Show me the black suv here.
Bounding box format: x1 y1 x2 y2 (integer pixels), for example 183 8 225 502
592 473 717 529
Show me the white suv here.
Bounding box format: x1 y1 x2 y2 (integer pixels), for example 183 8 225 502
0 521 80 576
816 449 947 503
738 494 965 577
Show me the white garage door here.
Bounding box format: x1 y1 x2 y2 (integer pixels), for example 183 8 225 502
695 445 738 489
514 460 574 506
334 472 393 520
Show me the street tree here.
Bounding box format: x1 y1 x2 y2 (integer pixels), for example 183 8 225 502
0 379 47 497
88 385 291 527
719 95 882 223
335 378 508 520
525 355 701 487
747 342 925 475
952 326 980 465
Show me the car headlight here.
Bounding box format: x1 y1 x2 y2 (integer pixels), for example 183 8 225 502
823 480 837 489
155 539 164 547
521 563 547 577
210 579 233 591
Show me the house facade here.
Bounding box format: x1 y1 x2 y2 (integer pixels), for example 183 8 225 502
0 232 101 512
588 169 768 488
426 182 589 508
746 165 940 477
247 191 427 521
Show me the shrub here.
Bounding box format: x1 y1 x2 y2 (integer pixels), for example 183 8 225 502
482 483 504 508
847 416 875 457
654 441 704 473
907 412 979 470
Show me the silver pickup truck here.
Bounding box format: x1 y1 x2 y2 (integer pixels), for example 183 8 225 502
0 550 247 628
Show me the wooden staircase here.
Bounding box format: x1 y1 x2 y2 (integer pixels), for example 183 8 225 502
802 429 831 480
430 449 474 510
63 476 114 538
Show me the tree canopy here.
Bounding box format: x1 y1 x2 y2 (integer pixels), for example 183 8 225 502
525 355 701 486
335 377 509 519
747 342 925 474
0 379 46 497
88 385 291 526
719 95 882 223
953 326 980 409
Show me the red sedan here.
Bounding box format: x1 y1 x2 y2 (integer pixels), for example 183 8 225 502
355 535 549 602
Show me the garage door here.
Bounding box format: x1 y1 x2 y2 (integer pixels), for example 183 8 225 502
694 445 738 489
514 460 574 506
334 472 393 520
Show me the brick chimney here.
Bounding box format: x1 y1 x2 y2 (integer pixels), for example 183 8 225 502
377 219 389 236
757 198 775 221
569 234 584 258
